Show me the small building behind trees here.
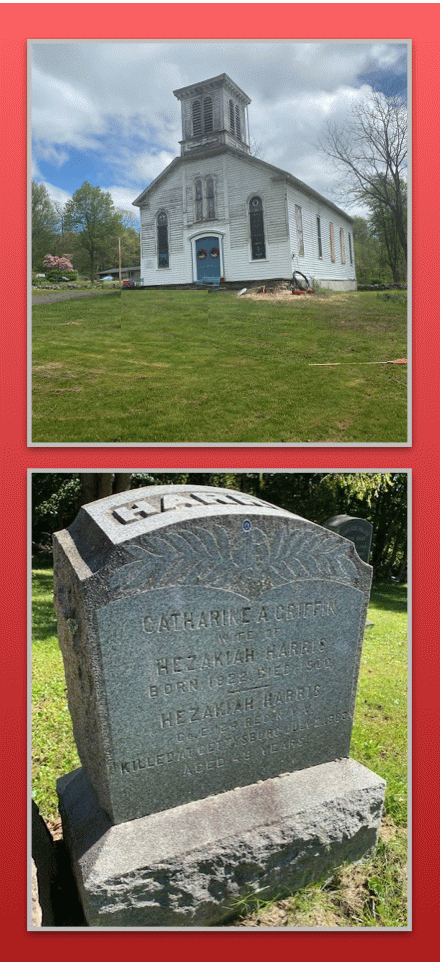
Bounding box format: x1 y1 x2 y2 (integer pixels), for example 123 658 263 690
133 74 356 290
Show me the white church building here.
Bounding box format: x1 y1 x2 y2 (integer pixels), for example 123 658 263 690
133 74 356 290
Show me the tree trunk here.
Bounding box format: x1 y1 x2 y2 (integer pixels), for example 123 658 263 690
113 473 132 493
80 473 132 506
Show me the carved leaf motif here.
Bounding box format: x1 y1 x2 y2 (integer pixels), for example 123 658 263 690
112 522 359 596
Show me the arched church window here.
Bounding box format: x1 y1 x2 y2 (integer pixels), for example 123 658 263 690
192 100 202 137
235 105 241 140
195 179 203 221
206 177 215 219
203 97 213 133
249 196 266 260
157 211 169 268
229 99 235 134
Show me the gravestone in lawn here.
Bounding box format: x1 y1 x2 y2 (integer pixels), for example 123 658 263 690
322 515 373 565
53 484 385 927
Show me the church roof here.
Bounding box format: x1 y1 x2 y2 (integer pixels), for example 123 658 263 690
173 73 251 106
132 144 352 222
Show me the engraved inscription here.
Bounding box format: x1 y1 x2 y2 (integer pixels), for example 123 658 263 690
55 486 372 822
113 500 157 524
112 490 275 526
97 578 364 803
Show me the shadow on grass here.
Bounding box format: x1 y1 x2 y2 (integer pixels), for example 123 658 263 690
369 582 407 614
32 566 57 644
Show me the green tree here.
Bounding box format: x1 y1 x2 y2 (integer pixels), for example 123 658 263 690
352 216 384 285
32 473 407 581
63 182 122 281
31 181 59 271
117 210 140 268
367 179 407 284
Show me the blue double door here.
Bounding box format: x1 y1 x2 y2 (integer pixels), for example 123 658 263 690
195 236 221 281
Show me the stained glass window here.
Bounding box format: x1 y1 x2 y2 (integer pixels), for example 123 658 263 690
206 177 215 219
157 211 169 268
249 196 266 259
195 179 203 221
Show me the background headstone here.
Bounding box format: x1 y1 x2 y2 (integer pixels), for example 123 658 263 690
53 484 385 926
322 515 373 564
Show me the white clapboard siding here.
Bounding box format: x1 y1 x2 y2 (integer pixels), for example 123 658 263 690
137 149 356 288
287 184 356 290
223 153 292 279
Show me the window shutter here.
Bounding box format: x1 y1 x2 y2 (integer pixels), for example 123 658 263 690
329 222 335 262
295 205 304 256
340 228 346 264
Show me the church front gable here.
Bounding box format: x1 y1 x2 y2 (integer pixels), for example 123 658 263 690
134 73 356 289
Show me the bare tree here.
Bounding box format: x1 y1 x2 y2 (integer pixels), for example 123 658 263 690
319 88 407 263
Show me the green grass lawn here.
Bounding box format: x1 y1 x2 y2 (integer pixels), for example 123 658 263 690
31 290 408 443
31 568 407 927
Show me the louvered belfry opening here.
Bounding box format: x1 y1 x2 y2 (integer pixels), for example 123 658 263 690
192 100 202 137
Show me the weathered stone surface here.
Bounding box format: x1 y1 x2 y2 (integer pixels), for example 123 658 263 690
53 485 373 825
31 860 42 927
322 515 373 565
58 759 385 928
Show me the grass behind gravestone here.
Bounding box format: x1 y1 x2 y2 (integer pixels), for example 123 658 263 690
31 570 408 928
32 290 407 443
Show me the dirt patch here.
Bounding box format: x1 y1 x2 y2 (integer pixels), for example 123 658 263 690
231 901 291 927
49 388 84 394
243 284 348 304
245 289 298 302
33 363 63 373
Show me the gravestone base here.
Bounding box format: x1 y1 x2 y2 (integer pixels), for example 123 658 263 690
58 759 385 928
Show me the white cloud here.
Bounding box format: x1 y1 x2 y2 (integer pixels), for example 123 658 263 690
42 181 72 208
106 186 141 219
31 40 407 217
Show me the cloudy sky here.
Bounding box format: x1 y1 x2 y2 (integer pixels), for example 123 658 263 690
31 40 408 221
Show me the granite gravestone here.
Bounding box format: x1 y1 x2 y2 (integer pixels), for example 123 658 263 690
53 484 385 927
322 515 373 565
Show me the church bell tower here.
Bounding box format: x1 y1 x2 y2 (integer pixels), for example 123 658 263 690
173 73 251 156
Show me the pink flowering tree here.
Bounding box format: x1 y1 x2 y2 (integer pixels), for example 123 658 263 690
43 254 74 277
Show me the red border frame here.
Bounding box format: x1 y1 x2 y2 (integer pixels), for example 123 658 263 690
1 3 440 953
